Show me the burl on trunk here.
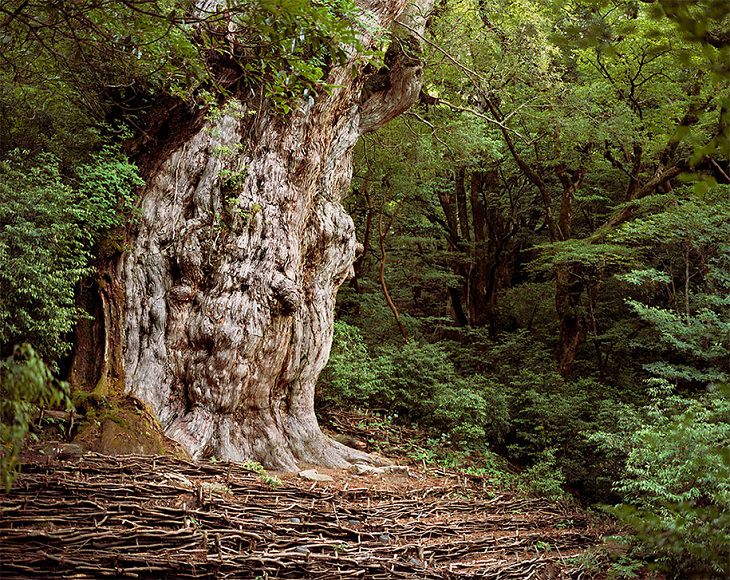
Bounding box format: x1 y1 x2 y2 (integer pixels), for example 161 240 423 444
72 0 433 470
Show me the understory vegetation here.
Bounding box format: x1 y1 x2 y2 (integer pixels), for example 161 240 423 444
1 0 728 577
319 0 730 576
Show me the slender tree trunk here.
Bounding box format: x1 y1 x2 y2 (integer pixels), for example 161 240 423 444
555 266 586 377
73 0 433 470
351 184 375 293
455 167 471 242
436 168 470 326
469 171 489 326
436 168 517 329
553 166 587 376
377 212 409 340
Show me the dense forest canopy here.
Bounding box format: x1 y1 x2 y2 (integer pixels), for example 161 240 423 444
1 0 729 576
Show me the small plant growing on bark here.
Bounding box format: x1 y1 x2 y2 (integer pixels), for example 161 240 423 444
221 196 262 230
219 168 248 193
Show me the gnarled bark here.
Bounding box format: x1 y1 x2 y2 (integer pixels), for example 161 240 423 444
75 0 434 471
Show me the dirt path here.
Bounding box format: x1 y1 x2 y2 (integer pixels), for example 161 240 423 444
0 453 607 578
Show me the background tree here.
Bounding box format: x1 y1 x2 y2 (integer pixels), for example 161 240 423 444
332 4 729 572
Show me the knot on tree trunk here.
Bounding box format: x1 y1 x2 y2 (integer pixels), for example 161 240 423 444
271 272 301 315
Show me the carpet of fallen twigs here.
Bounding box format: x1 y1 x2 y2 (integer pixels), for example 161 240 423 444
0 445 611 579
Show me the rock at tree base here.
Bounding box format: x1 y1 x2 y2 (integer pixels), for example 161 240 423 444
298 469 334 482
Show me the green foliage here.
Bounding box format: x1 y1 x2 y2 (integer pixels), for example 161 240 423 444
614 186 730 385
374 340 457 413
0 149 142 363
319 326 510 449
1 344 70 492
375 341 510 448
318 321 382 406
612 187 730 249
334 1 728 574
484 346 633 500
0 1 202 158
596 386 730 576
515 448 568 501
531 240 635 273
430 374 510 447
232 0 361 113
0 153 90 362
240 459 282 488
74 148 144 238
0 0 363 160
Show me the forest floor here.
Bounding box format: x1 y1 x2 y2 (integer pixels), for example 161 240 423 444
0 413 616 579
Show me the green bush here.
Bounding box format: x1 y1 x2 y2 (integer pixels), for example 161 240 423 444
1 344 70 491
0 149 141 363
516 448 568 501
375 340 458 414
614 186 730 387
318 329 510 449
375 341 512 448
317 321 382 407
431 374 510 446
0 153 90 362
597 384 730 576
74 147 143 238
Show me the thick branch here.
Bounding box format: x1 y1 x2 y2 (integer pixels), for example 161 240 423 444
359 0 435 133
594 164 685 236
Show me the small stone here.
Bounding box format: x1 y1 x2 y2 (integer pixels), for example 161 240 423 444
200 482 231 495
294 546 310 554
53 443 85 462
163 472 195 490
288 517 302 524
298 469 333 482
349 464 381 476
349 463 409 477
407 557 423 567
382 465 410 476
379 533 391 543
347 519 360 526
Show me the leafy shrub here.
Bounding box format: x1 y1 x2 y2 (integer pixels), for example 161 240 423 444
597 384 730 576
317 321 381 407
614 186 730 387
375 340 457 414
74 147 143 239
375 341 512 448
431 374 510 446
0 153 91 362
0 149 141 363
516 448 568 501
0 344 70 491
440 328 556 379
319 330 510 449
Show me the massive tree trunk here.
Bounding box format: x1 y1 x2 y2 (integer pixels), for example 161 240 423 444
74 0 433 471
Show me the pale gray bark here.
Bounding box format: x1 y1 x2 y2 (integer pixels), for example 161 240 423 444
118 0 434 470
